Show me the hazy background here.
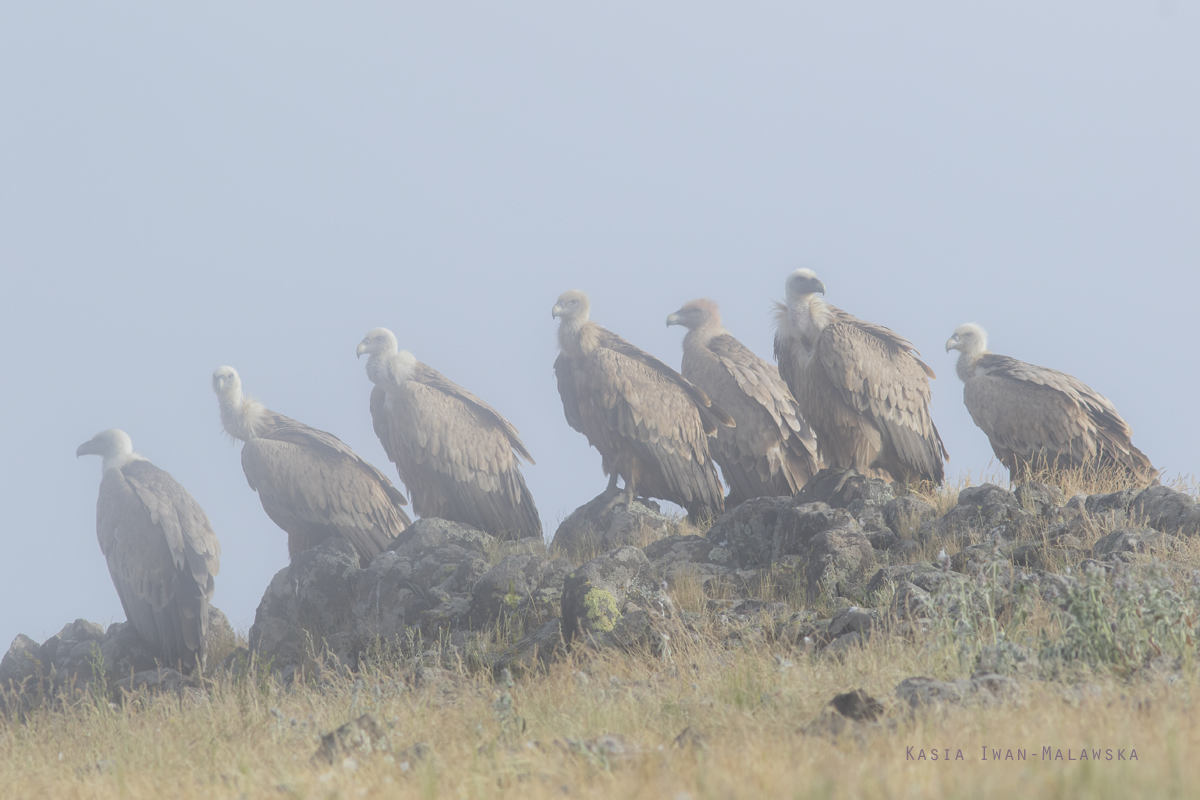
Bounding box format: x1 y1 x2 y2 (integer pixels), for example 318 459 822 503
2 4 1197 648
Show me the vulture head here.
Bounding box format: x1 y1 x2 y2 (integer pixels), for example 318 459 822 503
551 290 590 324
77 428 138 472
785 269 826 303
666 298 721 330
945 323 989 358
212 366 262 441
357 327 399 359
212 366 242 400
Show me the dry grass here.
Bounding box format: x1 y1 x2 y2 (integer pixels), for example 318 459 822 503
4 476 1200 799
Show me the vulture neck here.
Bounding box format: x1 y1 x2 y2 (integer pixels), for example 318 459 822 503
786 294 830 351
103 448 143 474
219 389 267 442
368 349 418 390
557 317 599 359
955 346 988 383
683 322 726 350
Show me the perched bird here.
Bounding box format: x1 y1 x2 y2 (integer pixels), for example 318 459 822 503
666 298 820 504
946 323 1154 482
212 366 410 565
76 429 220 671
357 327 541 539
552 289 734 519
773 269 948 486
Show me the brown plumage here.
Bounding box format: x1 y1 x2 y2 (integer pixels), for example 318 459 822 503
357 327 541 539
946 323 1155 482
552 290 735 518
773 269 948 485
212 366 410 566
77 429 221 670
667 298 820 504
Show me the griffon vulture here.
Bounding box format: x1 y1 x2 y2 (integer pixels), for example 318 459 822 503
552 290 735 519
212 366 410 565
946 323 1155 482
77 429 220 670
357 327 542 539
773 269 948 486
667 298 820 503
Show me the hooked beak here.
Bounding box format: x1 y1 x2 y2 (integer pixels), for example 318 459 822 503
551 303 564 319
356 340 369 358
666 312 681 327
945 336 958 353
76 439 100 458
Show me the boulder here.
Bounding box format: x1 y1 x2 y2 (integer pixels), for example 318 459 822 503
1130 485 1200 536
560 547 673 652
643 534 751 594
468 554 571 629
806 527 875 602
354 518 495 643
551 492 671 558
883 496 938 538
1091 527 1176 562
924 484 1034 545
895 674 1020 709
1013 482 1066 517
492 619 566 676
250 539 362 673
708 498 861 572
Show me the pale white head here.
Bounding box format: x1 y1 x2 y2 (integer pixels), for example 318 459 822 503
945 323 989 356
666 298 721 330
784 269 826 303
356 327 399 359
76 428 140 472
212 366 242 400
551 290 590 324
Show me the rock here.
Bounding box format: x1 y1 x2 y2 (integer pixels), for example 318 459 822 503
1130 485 1200 536
926 484 1034 545
895 674 1019 709
560 547 674 652
249 539 362 674
492 619 565 676
705 497 797 569
1014 483 1066 516
827 607 877 639
831 689 884 722
468 554 570 629
0 634 42 693
1091 527 1176 562
796 471 895 519
388 517 494 557
887 539 923 560
313 714 392 765
883 496 938 538
355 519 495 642
99 622 161 679
1085 488 1138 517
806 527 874 602
976 642 1039 678
551 492 671 558
866 528 898 551
890 581 932 621
643 535 751 594
113 667 188 699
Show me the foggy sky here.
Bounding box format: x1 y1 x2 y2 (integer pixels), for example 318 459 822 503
2 4 1197 649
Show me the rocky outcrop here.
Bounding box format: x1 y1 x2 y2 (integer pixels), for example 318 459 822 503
551 492 671 558
0 608 232 712
560 547 674 652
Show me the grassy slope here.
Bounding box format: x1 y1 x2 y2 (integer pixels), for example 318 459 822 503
2 472 1198 800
